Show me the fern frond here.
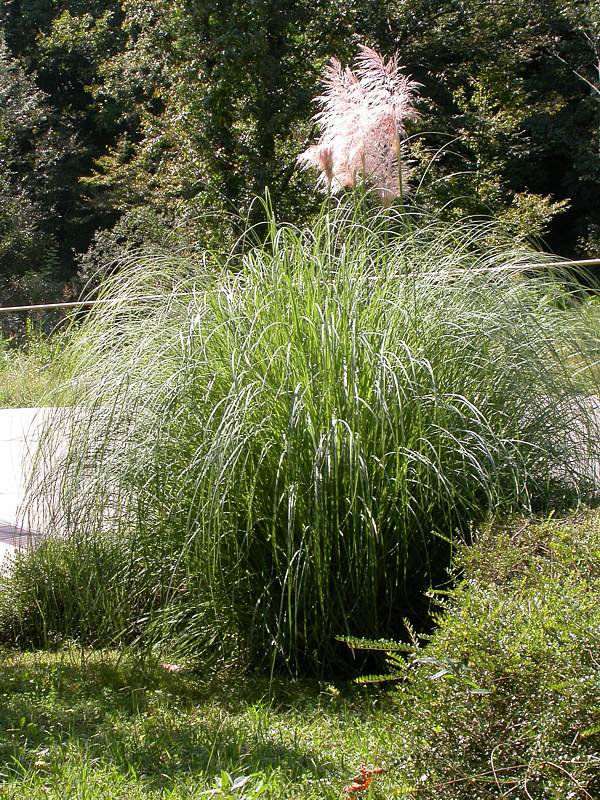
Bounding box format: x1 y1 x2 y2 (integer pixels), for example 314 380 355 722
355 673 403 684
386 652 411 671
338 635 415 652
402 618 422 648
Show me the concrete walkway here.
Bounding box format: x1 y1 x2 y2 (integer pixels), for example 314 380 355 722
0 407 54 569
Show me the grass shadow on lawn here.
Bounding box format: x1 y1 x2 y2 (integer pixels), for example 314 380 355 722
0 651 340 791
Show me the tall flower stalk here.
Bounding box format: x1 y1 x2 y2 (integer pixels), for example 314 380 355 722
298 45 421 206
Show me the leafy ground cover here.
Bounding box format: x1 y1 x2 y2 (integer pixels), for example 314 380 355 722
0 510 598 799
359 511 600 799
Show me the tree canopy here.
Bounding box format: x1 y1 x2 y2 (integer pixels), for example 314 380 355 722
0 0 598 301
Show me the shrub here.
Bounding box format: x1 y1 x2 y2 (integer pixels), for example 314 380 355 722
359 514 600 799
14 202 600 673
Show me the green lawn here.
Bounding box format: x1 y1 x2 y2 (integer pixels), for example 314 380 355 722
0 651 397 799
1 511 598 799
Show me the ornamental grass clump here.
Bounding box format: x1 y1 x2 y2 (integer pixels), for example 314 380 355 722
298 45 420 204
17 203 600 673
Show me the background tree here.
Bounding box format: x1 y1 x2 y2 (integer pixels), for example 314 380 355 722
0 34 73 305
0 1 126 282
0 0 598 305
360 0 598 253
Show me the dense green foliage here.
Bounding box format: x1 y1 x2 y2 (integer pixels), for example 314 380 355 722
350 512 600 798
0 35 71 306
0 1 598 305
0 511 598 798
5 206 598 673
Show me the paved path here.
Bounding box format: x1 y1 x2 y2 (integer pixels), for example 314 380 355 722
0 407 54 569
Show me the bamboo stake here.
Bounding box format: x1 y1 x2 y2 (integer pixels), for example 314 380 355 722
0 295 184 314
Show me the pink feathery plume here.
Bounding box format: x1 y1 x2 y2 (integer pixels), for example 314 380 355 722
298 44 421 205
298 58 365 191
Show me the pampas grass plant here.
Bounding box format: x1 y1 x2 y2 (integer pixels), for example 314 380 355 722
8 199 598 674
